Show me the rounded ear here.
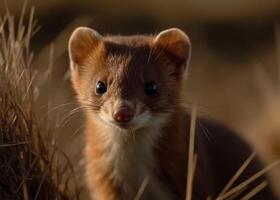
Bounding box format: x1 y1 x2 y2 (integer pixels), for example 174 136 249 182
154 28 191 69
68 27 102 69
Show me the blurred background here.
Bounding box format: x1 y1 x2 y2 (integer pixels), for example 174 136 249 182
1 0 280 198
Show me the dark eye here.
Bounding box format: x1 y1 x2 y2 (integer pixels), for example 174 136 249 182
96 81 107 95
145 81 158 96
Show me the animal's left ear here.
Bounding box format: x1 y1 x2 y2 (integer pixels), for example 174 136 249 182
154 28 191 69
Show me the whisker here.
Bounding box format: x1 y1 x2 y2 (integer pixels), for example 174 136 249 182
48 102 78 113
58 105 93 128
197 121 213 141
71 124 84 137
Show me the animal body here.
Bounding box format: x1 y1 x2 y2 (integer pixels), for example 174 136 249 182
68 27 276 200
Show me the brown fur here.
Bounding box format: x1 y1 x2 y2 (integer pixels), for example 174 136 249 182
68 27 276 200
84 119 121 200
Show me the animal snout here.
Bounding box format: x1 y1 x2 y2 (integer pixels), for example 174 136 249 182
113 106 134 122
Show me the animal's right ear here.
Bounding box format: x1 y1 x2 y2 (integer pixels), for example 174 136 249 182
68 27 102 70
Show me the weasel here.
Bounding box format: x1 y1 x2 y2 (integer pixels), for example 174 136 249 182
68 27 276 200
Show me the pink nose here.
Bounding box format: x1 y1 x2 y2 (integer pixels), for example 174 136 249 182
113 106 134 122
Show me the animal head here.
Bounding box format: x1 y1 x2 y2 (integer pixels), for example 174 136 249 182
68 27 191 131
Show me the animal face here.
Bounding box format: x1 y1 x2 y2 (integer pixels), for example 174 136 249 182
68 27 191 131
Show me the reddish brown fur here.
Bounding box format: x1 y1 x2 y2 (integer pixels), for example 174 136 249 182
68 27 276 200
71 35 186 112
69 28 191 199
84 119 121 200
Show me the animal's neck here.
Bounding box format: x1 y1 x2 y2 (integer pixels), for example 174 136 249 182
85 112 184 199
101 124 161 179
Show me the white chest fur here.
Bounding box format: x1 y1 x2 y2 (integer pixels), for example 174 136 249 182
101 126 173 200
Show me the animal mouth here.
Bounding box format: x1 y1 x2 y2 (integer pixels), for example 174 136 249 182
114 121 136 130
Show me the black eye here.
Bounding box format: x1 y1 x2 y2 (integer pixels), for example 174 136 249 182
145 81 158 96
96 81 107 95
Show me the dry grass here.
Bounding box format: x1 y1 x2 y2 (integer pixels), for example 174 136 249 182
186 105 198 200
0 3 79 200
1 2 279 200
185 106 280 200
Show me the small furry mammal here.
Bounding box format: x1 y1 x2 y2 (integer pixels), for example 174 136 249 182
68 27 276 200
